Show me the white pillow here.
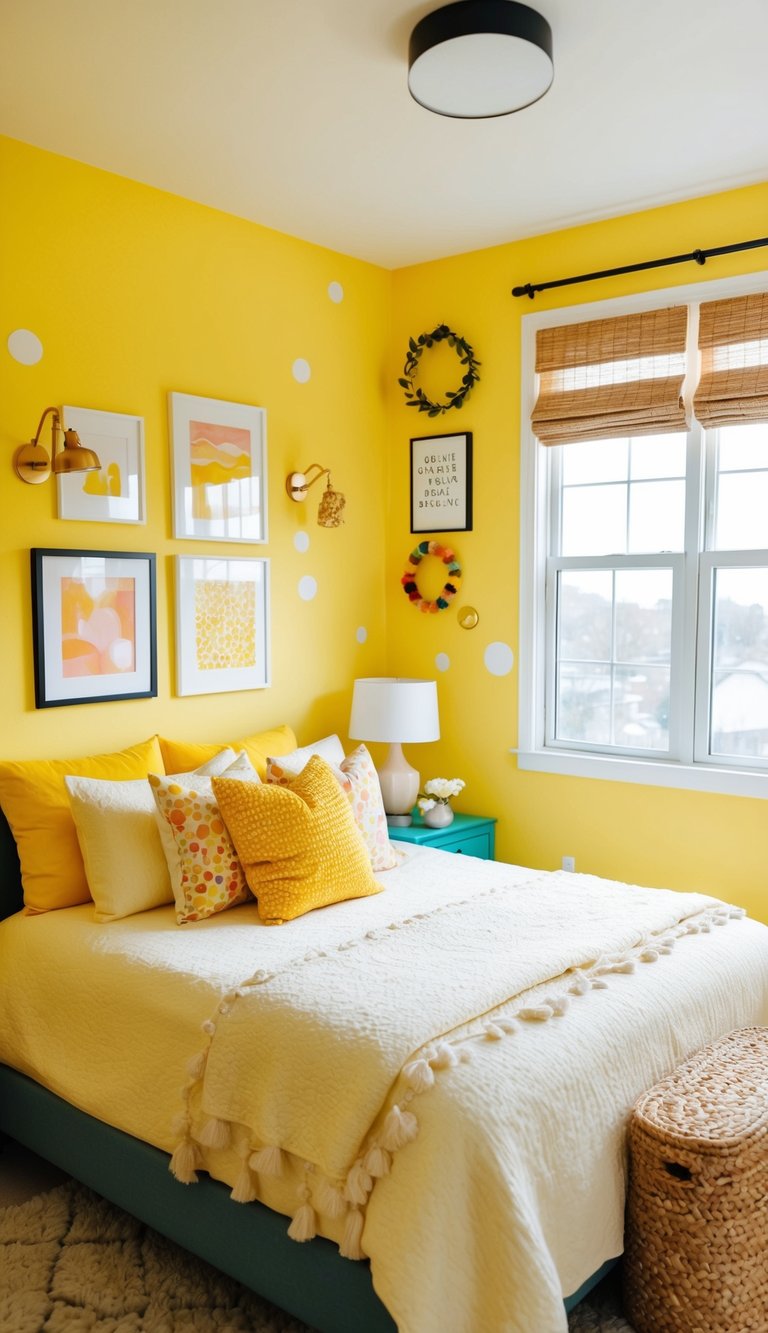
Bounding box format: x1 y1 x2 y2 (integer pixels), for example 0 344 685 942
264 734 345 784
65 748 237 922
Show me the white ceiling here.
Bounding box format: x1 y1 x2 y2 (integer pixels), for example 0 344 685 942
2 0 767 269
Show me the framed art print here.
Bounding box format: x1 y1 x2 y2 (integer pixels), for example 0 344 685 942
57 407 146 524
169 392 267 543
410 431 473 533
175 555 270 696
31 548 157 708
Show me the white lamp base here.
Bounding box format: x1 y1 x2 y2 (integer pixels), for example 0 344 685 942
377 742 419 827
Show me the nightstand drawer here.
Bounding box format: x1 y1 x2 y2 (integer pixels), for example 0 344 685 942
436 830 493 859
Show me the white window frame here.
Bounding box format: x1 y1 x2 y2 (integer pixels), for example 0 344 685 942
517 269 768 800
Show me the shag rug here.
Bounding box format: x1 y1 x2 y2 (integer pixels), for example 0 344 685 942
0 1180 635 1331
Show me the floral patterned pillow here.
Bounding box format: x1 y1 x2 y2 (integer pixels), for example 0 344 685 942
149 754 260 923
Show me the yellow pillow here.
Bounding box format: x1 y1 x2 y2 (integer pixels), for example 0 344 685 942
0 736 165 913
212 755 383 925
159 725 297 780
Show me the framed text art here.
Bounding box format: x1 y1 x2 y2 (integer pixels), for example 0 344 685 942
410 432 473 534
31 548 157 708
175 555 270 697
169 392 267 543
57 407 146 524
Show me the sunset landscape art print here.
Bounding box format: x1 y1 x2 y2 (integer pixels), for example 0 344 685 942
189 419 251 521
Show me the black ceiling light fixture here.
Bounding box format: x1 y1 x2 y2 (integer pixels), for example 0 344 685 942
408 0 554 119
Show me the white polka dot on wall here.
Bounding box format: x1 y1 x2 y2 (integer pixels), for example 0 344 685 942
298 575 317 602
7 329 43 365
328 282 344 304
356 626 367 644
484 642 514 677
435 652 450 672
292 358 311 383
294 531 310 553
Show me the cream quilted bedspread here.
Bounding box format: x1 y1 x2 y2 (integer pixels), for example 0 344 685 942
2 847 768 1333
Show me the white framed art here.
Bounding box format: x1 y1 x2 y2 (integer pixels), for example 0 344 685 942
57 407 146 524
410 431 473 533
175 555 270 696
169 392 268 543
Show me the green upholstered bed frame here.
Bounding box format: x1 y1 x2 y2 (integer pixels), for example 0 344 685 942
0 807 614 1330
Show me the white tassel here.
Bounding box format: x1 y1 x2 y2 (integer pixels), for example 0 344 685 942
379 1105 419 1152
197 1117 231 1150
500 1020 518 1035
169 1139 199 1184
459 1047 472 1064
249 1145 285 1177
230 1161 258 1203
657 945 673 955
729 907 746 919
430 1042 459 1070
641 948 660 962
569 976 591 996
484 1023 505 1040
186 1049 208 1081
364 1145 391 1178
288 1202 317 1242
610 960 635 975
314 1177 348 1220
591 979 609 990
547 996 569 1017
343 1160 373 1205
403 1059 435 1093
518 1005 553 1022
340 1207 365 1260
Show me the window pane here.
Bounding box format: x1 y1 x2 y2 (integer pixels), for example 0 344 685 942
557 663 611 744
613 666 670 751
615 570 673 663
715 471 768 550
559 571 612 660
562 484 627 556
628 479 685 553
562 438 628 485
629 434 687 480
710 567 768 759
718 423 768 472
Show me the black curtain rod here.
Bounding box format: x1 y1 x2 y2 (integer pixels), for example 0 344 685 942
512 235 768 299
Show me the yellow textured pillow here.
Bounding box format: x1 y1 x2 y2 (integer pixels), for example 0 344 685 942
212 755 383 925
0 736 165 913
159 725 297 780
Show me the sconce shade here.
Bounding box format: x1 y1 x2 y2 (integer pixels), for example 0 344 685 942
53 429 101 474
408 0 553 119
317 485 346 528
349 677 440 744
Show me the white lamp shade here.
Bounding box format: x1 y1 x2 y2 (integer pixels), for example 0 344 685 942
349 678 440 744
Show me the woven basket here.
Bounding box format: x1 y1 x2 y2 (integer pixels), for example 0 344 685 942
623 1027 768 1333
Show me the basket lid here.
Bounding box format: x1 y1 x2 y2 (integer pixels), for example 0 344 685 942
634 1027 768 1145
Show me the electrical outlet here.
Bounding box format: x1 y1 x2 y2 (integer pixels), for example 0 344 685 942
562 855 576 873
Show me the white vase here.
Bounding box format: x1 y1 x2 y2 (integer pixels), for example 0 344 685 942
423 802 454 829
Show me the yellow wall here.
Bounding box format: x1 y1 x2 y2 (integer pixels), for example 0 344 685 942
387 182 768 922
2 135 767 923
0 136 391 760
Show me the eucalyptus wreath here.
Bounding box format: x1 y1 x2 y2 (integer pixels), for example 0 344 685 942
399 324 481 416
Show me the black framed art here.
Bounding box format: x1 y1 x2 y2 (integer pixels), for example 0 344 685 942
410 432 473 533
31 548 157 708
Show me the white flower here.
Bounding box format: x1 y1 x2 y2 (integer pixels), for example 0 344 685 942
417 797 436 813
421 778 465 804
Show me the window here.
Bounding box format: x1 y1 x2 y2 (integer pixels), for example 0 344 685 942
518 276 768 798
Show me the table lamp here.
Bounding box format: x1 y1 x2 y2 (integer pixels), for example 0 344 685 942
349 677 440 826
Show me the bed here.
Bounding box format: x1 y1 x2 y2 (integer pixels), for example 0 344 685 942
1 801 767 1333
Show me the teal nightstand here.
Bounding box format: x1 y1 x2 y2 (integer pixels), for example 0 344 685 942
390 812 496 860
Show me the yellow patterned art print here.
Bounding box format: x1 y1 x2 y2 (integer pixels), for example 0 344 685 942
189 419 251 521
194 578 256 671
60 576 136 677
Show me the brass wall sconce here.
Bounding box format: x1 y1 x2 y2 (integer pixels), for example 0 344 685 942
286 463 346 528
15 406 102 485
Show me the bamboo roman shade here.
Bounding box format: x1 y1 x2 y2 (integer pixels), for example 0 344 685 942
532 306 688 445
693 292 768 427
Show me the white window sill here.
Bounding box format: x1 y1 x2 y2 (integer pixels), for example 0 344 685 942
514 748 768 799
